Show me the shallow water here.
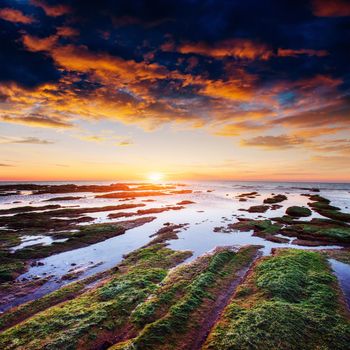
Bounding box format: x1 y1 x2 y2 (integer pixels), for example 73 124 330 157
1 180 350 311
329 259 350 309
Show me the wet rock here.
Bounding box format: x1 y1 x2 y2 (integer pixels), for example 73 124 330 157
264 235 290 243
238 192 258 197
247 205 270 213
291 239 331 246
286 206 312 217
263 194 287 204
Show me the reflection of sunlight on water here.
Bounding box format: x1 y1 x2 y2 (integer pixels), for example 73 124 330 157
2 181 350 311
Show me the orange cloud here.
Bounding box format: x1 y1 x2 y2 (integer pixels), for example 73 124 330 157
49 44 167 84
312 0 350 17
199 66 259 102
23 34 58 52
0 8 34 24
56 26 79 37
164 39 328 61
170 39 273 60
31 0 70 17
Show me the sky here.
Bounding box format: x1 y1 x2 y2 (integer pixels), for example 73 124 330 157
0 0 350 182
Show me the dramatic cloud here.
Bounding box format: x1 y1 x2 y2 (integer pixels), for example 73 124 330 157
0 0 349 159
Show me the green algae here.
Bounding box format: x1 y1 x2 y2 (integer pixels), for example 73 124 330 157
204 249 350 350
228 219 282 238
281 219 350 243
0 280 86 331
110 246 259 350
0 244 191 350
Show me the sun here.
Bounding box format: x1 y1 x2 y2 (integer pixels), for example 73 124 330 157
148 172 164 182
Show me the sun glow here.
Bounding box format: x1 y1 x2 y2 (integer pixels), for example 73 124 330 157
148 172 164 182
